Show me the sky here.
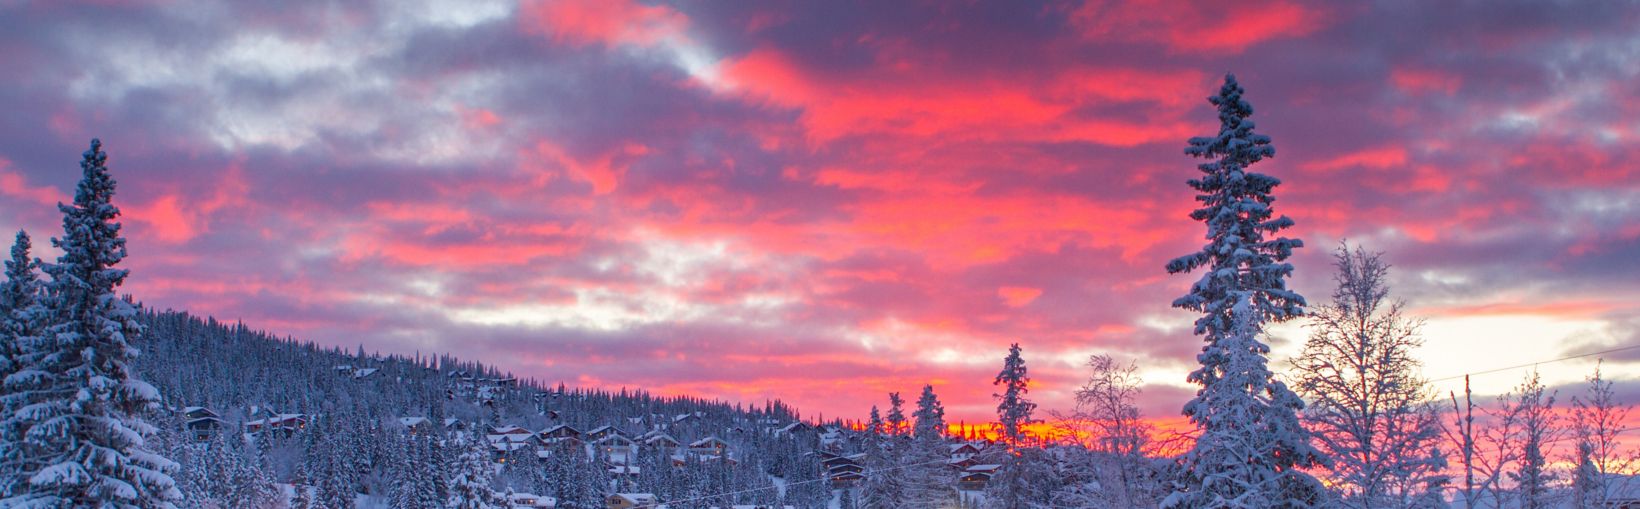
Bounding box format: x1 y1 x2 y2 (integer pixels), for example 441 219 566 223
0 0 1637 425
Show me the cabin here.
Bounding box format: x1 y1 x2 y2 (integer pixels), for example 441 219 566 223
607 465 641 479
776 422 811 436
671 413 700 426
597 434 637 456
488 425 534 441
397 417 435 435
538 424 582 445
606 493 660 509
586 425 624 441
443 417 466 431
508 492 557 508
246 414 308 438
641 432 680 451
181 407 222 441
352 368 379 379
824 453 865 487
959 464 1002 490
689 436 729 455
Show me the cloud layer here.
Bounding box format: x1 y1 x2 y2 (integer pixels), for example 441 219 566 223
1 0 1637 423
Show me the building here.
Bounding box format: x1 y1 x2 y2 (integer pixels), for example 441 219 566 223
586 425 625 441
538 424 582 445
181 406 222 441
689 436 728 455
508 492 557 508
959 464 1001 490
245 413 307 437
397 417 435 435
606 493 660 509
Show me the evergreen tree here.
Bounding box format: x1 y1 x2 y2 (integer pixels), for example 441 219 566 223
905 385 956 508
447 434 503 509
992 343 1035 445
912 385 944 442
886 392 906 437
1 230 47 494
1 139 182 507
1163 76 1323 508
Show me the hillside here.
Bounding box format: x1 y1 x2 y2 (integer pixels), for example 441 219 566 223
132 308 1002 508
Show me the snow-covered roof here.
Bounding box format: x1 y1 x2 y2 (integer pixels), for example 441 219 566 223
689 436 727 448
612 493 658 502
965 464 1002 473
540 424 579 434
352 368 379 379
587 425 614 434
491 425 531 435
398 417 429 427
597 434 635 445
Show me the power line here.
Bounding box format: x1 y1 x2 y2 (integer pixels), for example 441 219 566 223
1429 343 1640 383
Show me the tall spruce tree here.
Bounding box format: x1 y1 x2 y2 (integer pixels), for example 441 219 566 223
905 384 956 508
2 139 182 508
2 230 48 494
992 343 1035 445
1163 76 1324 508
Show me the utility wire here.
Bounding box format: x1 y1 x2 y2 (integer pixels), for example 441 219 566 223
1429 343 1640 383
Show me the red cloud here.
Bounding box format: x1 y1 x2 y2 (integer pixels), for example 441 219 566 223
519 0 688 48
1072 0 1328 54
1391 68 1463 96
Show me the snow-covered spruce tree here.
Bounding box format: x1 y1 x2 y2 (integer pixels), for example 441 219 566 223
1163 76 1325 509
1291 243 1446 508
2 139 181 508
992 343 1035 445
886 392 907 437
862 398 906 508
2 230 48 494
989 343 1041 509
447 434 504 509
904 384 957 508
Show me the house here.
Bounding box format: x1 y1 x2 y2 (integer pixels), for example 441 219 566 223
397 417 435 435
606 493 660 509
597 434 637 458
824 453 865 487
775 422 810 436
607 465 641 479
352 368 379 379
538 424 582 445
181 407 222 441
586 425 624 441
443 417 466 431
507 492 557 508
642 432 680 451
671 413 699 426
488 425 534 442
689 436 728 455
959 464 1002 490
246 413 307 437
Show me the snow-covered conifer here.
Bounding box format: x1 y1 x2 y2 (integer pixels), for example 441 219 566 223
1163 76 1324 508
2 139 182 508
1 230 47 494
886 392 907 436
992 343 1035 445
447 434 504 509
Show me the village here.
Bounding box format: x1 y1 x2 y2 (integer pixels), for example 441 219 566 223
167 364 1011 509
